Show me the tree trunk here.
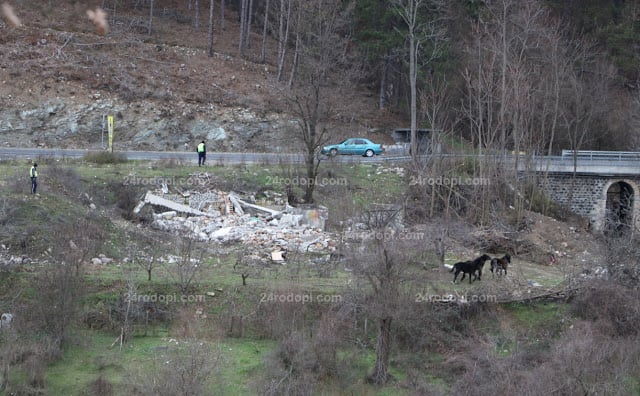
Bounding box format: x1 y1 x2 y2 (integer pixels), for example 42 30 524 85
246 0 254 48
194 0 200 29
409 23 417 163
288 4 301 87
208 0 215 56
303 149 316 204
148 0 154 35
277 0 291 82
370 317 392 385
239 0 247 55
379 55 389 110
261 0 270 62
229 315 243 337
220 0 225 31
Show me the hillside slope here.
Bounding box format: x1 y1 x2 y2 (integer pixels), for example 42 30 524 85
0 1 400 152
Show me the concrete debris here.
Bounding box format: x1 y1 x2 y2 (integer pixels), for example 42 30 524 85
89 254 115 265
134 191 210 217
0 245 31 269
271 250 286 262
0 313 13 329
580 266 608 279
141 188 334 253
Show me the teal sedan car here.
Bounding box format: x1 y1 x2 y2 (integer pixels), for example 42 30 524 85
321 138 385 157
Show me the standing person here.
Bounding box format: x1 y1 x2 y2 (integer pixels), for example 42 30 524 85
197 140 206 166
30 163 38 194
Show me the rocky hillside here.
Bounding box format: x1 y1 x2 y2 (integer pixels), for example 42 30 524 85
0 1 399 152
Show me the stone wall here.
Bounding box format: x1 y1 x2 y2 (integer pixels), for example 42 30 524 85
540 175 607 217
540 174 640 232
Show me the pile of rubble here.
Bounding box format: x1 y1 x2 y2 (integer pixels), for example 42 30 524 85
134 189 336 254
0 244 31 270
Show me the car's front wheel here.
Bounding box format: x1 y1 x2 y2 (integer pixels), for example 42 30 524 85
364 149 374 157
329 148 338 157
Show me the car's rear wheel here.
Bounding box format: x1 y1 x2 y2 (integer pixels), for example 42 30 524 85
364 149 374 157
329 148 338 157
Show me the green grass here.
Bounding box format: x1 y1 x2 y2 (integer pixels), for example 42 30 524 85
0 158 590 395
43 330 275 396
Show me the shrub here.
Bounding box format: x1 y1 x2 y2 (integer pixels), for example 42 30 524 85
570 281 640 337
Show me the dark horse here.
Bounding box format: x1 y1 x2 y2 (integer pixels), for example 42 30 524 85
490 254 511 277
450 254 492 284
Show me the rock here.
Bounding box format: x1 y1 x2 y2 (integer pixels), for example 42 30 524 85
210 227 233 239
161 211 177 219
91 258 103 265
0 313 13 329
279 214 303 228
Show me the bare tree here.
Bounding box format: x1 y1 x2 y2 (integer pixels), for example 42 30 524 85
391 0 446 162
276 0 292 81
562 54 613 206
127 340 221 395
346 209 424 385
163 237 204 297
286 0 358 203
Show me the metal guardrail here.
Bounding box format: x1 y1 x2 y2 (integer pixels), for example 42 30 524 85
560 150 640 161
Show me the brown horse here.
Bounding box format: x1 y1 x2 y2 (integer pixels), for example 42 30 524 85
490 254 511 277
450 254 492 284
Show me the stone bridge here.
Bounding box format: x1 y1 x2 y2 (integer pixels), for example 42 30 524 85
526 151 640 233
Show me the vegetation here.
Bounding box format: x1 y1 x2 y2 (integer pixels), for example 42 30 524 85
0 158 638 394
3 0 640 394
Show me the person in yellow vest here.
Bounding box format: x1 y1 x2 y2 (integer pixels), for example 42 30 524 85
30 163 38 194
197 140 206 166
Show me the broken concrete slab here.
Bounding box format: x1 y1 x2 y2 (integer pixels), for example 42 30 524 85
231 193 282 217
135 191 209 216
271 250 286 262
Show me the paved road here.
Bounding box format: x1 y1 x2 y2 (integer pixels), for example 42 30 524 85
0 147 408 164
3 147 640 175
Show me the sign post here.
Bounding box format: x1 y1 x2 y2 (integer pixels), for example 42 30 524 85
101 115 105 149
107 115 114 153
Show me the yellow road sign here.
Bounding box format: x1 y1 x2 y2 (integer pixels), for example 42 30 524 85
107 115 114 152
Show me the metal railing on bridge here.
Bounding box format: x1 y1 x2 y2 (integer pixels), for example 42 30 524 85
561 150 640 161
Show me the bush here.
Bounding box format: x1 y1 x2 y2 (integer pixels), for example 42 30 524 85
570 281 640 337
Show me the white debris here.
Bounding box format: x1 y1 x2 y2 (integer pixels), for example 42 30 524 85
139 189 334 253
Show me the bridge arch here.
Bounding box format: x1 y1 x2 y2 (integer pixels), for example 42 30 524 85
600 179 639 235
